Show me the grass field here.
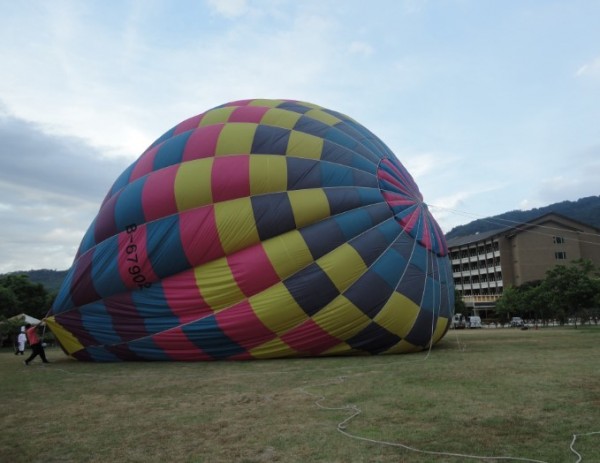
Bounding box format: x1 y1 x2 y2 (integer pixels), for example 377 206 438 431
1 326 599 463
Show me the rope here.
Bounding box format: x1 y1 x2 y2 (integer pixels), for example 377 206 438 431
337 427 549 463
570 431 600 463
25 351 599 461
30 196 598 460
298 373 599 463
41 321 48 343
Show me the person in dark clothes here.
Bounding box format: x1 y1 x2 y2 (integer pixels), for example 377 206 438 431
24 322 49 365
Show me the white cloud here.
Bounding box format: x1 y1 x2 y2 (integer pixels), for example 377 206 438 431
400 0 429 15
348 41 374 57
1 0 599 271
576 56 600 77
522 145 600 207
427 182 511 233
0 110 125 273
0 2 347 162
401 150 458 178
206 0 249 18
427 191 472 233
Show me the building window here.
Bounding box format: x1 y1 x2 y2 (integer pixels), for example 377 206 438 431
555 251 567 260
553 236 565 244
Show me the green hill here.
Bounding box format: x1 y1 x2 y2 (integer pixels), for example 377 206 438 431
3 269 69 293
445 195 600 239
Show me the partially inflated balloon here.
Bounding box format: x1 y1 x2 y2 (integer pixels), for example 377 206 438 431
47 99 454 361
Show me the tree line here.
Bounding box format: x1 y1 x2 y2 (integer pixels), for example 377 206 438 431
494 259 600 326
2 259 599 346
0 274 55 346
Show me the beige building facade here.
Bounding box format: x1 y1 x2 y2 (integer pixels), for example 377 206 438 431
446 213 600 317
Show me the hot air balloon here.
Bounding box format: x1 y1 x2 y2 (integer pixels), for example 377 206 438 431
46 99 454 361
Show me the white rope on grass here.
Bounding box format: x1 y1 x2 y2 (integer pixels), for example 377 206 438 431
337 426 549 463
29 314 600 461
25 350 599 461
298 374 600 463
570 431 600 463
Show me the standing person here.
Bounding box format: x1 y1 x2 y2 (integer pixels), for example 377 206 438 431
15 326 27 355
24 322 49 365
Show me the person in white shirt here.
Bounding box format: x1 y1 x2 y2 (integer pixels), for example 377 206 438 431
15 326 27 355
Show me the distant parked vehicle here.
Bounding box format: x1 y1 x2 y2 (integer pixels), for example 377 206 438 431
511 317 524 327
468 316 482 328
452 313 467 329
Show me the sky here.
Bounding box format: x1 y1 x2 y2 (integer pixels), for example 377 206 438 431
1 0 599 273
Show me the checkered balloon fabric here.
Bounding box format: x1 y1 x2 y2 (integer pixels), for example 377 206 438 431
47 99 454 361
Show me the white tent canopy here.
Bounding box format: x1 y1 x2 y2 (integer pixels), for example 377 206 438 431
8 313 42 325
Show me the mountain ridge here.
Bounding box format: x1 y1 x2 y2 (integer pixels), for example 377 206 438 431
445 195 600 239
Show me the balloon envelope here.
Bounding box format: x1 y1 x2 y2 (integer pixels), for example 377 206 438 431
47 99 454 361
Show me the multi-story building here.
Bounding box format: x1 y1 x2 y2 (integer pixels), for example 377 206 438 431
446 213 600 318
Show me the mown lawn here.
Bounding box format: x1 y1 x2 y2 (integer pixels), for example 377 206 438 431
1 326 599 462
